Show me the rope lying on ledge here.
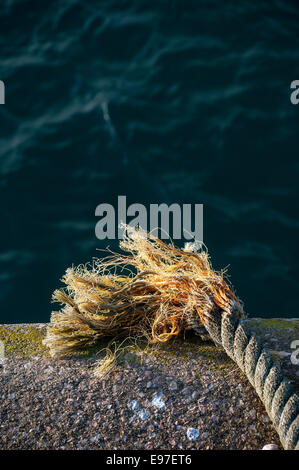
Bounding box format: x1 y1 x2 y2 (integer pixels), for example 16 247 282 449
202 309 299 450
44 226 298 450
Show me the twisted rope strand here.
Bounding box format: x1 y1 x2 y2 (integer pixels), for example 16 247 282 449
203 313 299 450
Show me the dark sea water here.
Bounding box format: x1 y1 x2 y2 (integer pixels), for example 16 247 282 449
0 0 299 323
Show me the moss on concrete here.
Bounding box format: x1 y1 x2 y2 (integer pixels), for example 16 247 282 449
1 318 297 376
124 335 235 374
0 325 49 358
246 318 299 331
0 323 234 373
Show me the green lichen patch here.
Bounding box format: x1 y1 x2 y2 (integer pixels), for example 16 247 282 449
187 342 235 373
247 318 299 331
93 332 235 374
0 325 49 358
129 334 235 374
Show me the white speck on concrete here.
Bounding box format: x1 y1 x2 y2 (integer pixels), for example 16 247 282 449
138 409 149 421
187 427 200 441
128 399 139 411
262 444 279 450
152 392 166 410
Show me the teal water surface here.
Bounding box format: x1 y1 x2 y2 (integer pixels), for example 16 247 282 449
0 0 298 323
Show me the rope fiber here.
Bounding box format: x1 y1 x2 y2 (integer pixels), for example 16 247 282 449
45 227 298 450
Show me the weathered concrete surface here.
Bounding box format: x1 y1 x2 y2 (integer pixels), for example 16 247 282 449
0 318 298 450
1 318 298 387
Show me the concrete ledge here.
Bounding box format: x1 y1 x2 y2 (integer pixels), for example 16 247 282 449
0 317 298 385
0 317 298 450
